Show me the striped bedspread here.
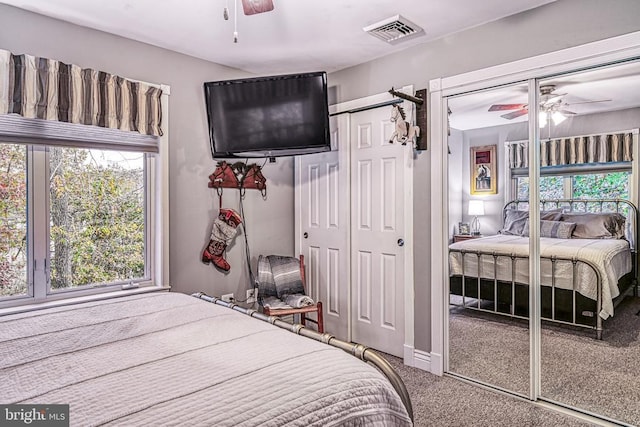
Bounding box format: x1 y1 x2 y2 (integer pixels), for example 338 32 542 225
0 292 412 426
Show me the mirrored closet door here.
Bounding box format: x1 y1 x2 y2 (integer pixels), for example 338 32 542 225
537 61 640 426
446 82 533 397
443 57 640 426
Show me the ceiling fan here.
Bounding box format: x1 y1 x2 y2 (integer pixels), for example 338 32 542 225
488 84 611 125
223 0 274 43
241 0 274 15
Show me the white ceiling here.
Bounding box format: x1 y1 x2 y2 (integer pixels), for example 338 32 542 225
0 0 556 75
7 0 637 130
449 60 640 130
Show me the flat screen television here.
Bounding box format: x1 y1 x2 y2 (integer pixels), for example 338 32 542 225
204 71 331 158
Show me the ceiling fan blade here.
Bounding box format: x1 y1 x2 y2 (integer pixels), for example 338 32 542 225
501 109 529 120
565 99 612 106
558 109 576 115
241 0 274 15
488 103 527 112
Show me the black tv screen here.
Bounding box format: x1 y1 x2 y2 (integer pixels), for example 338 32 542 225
204 71 331 158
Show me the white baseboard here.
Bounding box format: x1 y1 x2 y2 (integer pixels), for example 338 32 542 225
403 344 415 367
413 349 432 372
429 351 443 375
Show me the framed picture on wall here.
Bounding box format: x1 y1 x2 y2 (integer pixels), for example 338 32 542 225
470 145 497 195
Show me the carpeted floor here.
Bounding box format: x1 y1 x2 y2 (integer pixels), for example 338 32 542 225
385 354 593 426
446 295 640 426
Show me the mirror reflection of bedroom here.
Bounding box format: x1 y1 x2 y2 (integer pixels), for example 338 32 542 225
446 61 640 425
447 82 531 397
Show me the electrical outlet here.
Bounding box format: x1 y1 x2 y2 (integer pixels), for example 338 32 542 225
221 293 234 303
246 288 257 304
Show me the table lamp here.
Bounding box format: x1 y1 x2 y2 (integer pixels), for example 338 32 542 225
468 200 485 236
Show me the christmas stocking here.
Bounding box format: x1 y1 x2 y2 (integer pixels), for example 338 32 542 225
202 208 243 271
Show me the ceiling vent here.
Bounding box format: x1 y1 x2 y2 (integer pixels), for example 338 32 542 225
363 15 424 45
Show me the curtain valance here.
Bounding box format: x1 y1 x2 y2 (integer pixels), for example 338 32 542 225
509 132 634 169
0 50 163 137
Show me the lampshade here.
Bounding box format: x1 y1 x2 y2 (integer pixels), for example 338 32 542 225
468 200 485 216
551 110 567 125
539 110 567 127
539 111 548 128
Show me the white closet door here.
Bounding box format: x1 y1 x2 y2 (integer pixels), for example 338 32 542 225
350 107 406 357
296 115 350 340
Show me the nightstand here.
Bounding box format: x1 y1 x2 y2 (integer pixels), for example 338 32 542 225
453 234 483 243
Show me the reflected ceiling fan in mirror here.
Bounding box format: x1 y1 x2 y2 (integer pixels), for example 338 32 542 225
488 84 611 126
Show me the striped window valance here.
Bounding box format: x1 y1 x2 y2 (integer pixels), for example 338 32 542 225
509 132 634 169
0 49 163 137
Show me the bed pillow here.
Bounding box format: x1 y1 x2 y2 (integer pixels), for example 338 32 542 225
541 210 564 221
560 212 627 239
500 209 529 235
521 219 576 238
500 210 563 235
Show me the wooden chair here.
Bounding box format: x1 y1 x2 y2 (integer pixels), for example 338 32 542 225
261 255 324 333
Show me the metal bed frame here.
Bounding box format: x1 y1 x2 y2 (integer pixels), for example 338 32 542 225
191 292 414 423
449 199 638 340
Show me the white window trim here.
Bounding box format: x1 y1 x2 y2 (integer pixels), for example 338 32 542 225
0 84 170 310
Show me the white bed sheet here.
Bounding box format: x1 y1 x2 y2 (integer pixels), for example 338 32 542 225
0 292 412 426
449 234 632 319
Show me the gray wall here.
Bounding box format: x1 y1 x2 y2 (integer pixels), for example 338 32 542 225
329 0 640 352
3 0 640 355
454 107 640 236
0 4 295 300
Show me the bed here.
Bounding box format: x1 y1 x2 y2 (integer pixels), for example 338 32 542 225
449 199 638 339
0 292 413 426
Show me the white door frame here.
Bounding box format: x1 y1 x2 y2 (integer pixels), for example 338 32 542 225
429 31 640 380
296 86 415 364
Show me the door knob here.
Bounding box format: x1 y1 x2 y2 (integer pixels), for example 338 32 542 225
303 232 309 239
397 238 404 247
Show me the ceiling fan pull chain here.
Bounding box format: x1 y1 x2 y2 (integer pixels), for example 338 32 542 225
233 0 239 43
223 0 229 20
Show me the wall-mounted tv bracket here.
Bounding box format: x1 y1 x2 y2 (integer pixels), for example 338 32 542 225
388 87 427 150
208 161 267 207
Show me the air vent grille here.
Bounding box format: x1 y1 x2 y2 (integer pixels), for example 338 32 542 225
363 15 424 44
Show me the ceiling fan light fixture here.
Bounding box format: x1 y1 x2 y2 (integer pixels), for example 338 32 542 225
551 111 567 125
539 111 548 128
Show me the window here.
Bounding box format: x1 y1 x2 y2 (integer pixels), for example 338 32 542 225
0 69 167 307
0 141 154 305
49 147 146 291
516 171 630 201
0 143 28 298
517 176 565 201
572 172 630 200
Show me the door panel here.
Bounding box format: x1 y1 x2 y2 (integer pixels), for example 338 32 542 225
297 116 349 340
538 62 640 426
350 107 405 357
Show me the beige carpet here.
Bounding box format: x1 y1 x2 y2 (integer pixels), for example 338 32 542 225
385 354 592 427
447 296 640 426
